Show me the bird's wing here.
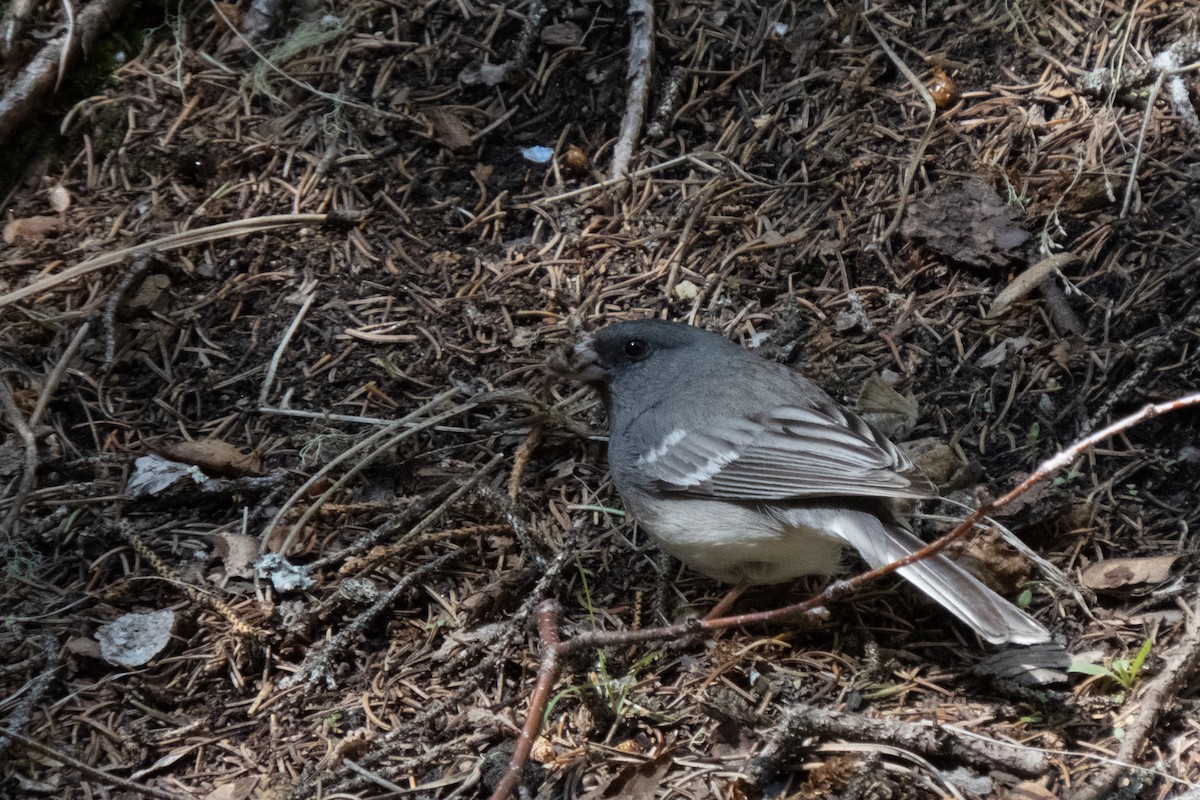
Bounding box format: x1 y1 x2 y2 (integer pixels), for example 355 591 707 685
638 402 935 500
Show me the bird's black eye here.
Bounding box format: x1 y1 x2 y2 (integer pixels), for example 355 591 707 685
623 338 650 360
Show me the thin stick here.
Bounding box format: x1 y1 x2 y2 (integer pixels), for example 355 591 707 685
259 290 315 404
271 396 475 556
609 0 654 179
0 377 37 536
1119 69 1166 219
864 14 936 241
0 213 331 309
258 386 461 552
30 321 90 430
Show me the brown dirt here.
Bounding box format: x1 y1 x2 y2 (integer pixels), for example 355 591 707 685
2 0 1199 798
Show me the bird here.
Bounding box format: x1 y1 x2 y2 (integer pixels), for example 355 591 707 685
570 318 1050 646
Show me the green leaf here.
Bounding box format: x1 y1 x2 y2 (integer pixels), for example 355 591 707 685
1129 638 1153 675
1017 588 1033 609
1067 662 1115 678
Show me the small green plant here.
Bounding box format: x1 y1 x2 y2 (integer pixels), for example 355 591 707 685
1052 467 1082 487
544 560 662 724
1069 638 1153 694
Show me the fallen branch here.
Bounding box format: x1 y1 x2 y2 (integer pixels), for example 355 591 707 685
488 392 1200 799
748 703 1048 783
609 0 654 179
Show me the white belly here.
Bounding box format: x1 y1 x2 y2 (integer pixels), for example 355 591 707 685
626 496 846 585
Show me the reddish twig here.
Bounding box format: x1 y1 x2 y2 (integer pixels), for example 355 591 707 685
488 392 1200 799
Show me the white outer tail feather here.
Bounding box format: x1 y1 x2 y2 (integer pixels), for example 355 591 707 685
827 513 1051 645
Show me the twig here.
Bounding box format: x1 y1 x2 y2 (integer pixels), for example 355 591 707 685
323 452 505 573
102 257 153 364
30 321 89 431
488 392 1200 799
305 537 614 800
646 66 685 138
508 424 541 500
0 317 78 534
1076 38 1200 217
1 0 37 54
208 0 418 124
259 289 315 404
0 636 58 755
1080 296 1200 435
0 0 131 148
457 0 549 87
1069 592 1200 800
118 522 265 640
532 151 772 207
0 376 37 537
259 385 461 553
1119 69 1166 219
609 0 655 179
54 0 75 94
280 550 460 689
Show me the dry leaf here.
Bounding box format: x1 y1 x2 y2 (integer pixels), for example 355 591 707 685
125 274 172 315
541 22 582 47
157 439 263 477
977 336 1030 369
426 107 474 152
212 533 259 578
1005 778 1059 800
901 178 1029 269
203 777 259 800
3 215 61 243
64 635 102 660
898 437 965 487
857 373 918 440
1081 555 1179 591
955 526 1033 595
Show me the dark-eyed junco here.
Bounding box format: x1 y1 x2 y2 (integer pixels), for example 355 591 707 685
572 318 1049 645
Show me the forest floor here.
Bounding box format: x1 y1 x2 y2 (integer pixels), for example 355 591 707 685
2 0 1200 798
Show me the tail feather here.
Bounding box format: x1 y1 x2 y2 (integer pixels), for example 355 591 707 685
826 512 1050 645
